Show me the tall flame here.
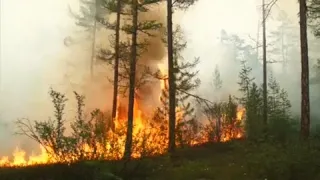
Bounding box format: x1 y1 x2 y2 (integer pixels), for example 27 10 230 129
0 63 245 167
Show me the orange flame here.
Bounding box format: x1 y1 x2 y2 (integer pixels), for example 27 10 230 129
0 63 245 167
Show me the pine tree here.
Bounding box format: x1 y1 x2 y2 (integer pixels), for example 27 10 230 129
311 59 320 84
107 0 163 160
96 0 164 160
174 28 200 147
155 26 200 147
97 0 164 135
99 0 123 132
223 95 239 140
167 0 176 153
267 73 281 117
67 0 106 77
245 82 263 140
268 10 300 77
309 0 320 37
300 0 311 140
267 73 292 141
98 0 164 95
111 0 121 132
238 60 255 106
124 0 139 160
261 0 268 126
206 102 223 142
220 32 260 81
166 0 198 154
237 59 266 140
213 65 222 91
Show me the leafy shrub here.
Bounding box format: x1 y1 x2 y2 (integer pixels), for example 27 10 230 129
244 141 320 180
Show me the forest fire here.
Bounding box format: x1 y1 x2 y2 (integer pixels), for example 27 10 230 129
0 106 245 167
0 63 245 167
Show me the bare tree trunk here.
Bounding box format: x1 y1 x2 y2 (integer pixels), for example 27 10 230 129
216 117 221 142
111 0 122 132
299 0 310 140
124 0 138 160
167 0 176 153
262 0 268 126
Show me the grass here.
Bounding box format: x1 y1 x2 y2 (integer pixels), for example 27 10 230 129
1 139 320 180
146 140 252 180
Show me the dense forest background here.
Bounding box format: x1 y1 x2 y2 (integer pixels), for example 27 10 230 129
0 0 315 152
0 0 320 179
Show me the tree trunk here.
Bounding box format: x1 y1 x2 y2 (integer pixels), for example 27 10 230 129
124 0 138 160
216 116 221 142
262 0 268 126
111 0 122 132
167 0 176 153
299 0 310 140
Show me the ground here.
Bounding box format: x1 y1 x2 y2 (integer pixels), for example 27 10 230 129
1 139 320 180
147 142 248 180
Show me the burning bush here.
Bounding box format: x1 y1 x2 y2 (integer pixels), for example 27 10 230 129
0 88 245 167
202 95 245 143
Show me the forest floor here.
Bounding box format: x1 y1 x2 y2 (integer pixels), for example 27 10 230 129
1 139 320 180
145 141 250 180
128 139 320 180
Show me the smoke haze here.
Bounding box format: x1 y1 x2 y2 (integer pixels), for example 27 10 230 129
1 0 319 156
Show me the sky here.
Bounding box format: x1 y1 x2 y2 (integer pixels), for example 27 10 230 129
0 0 299 152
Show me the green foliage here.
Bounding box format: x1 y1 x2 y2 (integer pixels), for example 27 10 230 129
0 162 123 180
3 141 320 180
237 60 255 106
97 0 164 96
83 161 122 180
311 59 320 84
68 0 105 32
202 102 223 141
244 141 320 180
173 0 198 10
266 73 293 142
221 31 260 80
212 64 222 91
15 89 111 162
155 25 200 147
240 70 293 142
66 0 109 47
236 41 293 142
268 10 299 72
309 0 320 37
202 96 242 142
245 82 264 141
237 58 263 141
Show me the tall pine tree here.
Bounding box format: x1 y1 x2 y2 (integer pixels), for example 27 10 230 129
299 0 310 139
155 26 200 147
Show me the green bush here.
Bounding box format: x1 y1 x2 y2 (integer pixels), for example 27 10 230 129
244 141 320 180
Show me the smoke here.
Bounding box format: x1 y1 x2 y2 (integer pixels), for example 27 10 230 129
82 3 167 118
0 0 169 155
2 0 317 156
181 0 320 123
